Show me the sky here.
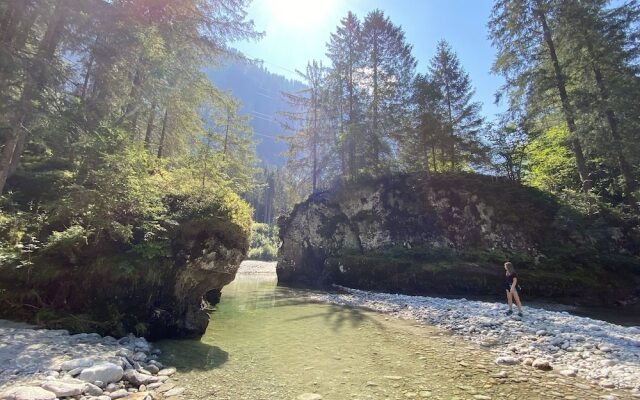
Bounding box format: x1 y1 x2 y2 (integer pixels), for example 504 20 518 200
234 0 507 121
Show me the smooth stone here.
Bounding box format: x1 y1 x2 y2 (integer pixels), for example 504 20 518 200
560 369 578 377
532 359 552 371
495 356 519 366
145 365 159 374
84 383 104 396
109 389 129 399
296 394 323 400
157 383 175 393
157 367 176 376
132 352 147 362
163 387 185 397
41 381 85 397
491 371 508 378
123 370 158 385
121 392 149 400
146 383 163 389
79 363 124 384
69 367 84 376
0 387 57 400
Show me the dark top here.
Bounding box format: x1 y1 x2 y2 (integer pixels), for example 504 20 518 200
505 272 517 290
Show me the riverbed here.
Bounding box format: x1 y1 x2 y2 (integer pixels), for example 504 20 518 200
158 261 639 399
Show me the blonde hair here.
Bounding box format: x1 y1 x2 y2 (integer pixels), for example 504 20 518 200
504 262 515 274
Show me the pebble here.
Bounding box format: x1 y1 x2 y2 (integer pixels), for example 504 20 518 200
163 387 185 397
495 356 519 366
532 359 552 371
308 288 640 390
109 389 129 399
157 383 175 392
40 381 85 397
296 394 323 400
0 386 56 400
157 368 176 376
0 325 179 400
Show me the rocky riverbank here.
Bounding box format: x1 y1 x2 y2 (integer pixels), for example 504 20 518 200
308 287 640 398
0 321 186 400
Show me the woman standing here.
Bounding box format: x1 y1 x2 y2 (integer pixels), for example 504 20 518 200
504 262 523 316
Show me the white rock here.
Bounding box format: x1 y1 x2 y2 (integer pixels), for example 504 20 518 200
157 367 176 376
163 387 185 397
532 358 552 371
78 363 124 384
495 356 519 366
296 394 323 400
40 381 85 397
600 381 616 389
123 370 158 385
108 389 129 399
0 386 57 400
560 368 578 377
84 383 104 396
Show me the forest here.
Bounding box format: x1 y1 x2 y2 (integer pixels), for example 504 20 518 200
0 0 639 323
275 1 640 215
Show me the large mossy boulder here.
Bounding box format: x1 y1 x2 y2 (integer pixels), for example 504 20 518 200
0 194 251 340
277 174 640 306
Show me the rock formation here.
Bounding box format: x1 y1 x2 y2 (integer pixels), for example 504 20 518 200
277 174 640 305
0 199 250 340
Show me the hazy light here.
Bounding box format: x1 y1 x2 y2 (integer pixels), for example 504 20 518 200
262 0 337 31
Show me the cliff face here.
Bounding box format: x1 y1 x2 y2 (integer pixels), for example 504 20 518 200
0 200 250 340
277 174 640 305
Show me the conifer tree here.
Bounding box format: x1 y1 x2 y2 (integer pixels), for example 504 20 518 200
426 40 485 171
326 12 364 180
361 9 416 173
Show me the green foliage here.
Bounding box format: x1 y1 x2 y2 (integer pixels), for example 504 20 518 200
248 223 279 261
524 125 579 192
42 225 88 253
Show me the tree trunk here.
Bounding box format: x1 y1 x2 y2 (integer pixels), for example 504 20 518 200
143 99 157 150
312 89 318 192
444 74 456 170
590 58 637 198
371 30 380 171
80 41 97 101
534 1 591 191
222 109 230 162
348 34 356 180
0 0 67 194
157 108 169 158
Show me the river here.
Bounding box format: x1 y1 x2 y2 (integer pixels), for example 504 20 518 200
157 262 633 399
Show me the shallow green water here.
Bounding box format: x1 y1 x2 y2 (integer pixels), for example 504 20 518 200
157 272 622 400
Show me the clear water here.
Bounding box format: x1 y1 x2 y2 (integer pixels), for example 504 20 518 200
157 270 625 399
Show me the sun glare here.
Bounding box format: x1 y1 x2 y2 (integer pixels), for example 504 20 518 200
264 0 337 31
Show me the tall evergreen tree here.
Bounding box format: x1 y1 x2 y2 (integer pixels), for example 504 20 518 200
489 0 592 191
326 12 364 180
555 0 640 200
427 40 486 171
360 9 416 173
